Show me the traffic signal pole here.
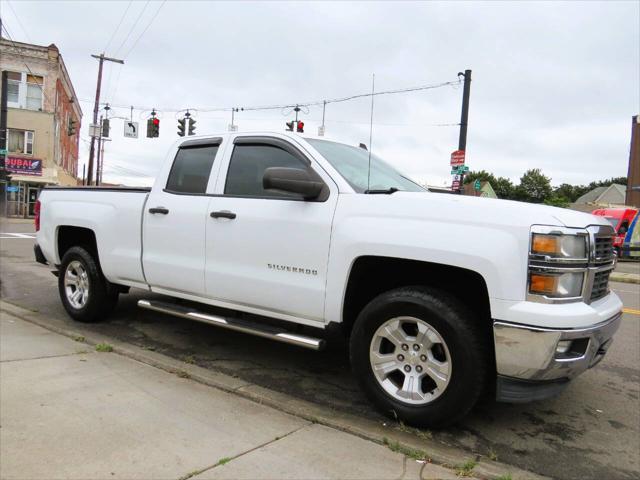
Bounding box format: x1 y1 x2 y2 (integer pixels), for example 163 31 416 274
87 54 123 185
457 69 472 192
96 114 103 186
1 71 9 181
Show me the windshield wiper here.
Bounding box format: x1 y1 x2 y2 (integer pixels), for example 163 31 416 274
364 187 399 194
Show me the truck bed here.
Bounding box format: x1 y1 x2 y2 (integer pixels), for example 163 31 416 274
37 187 151 289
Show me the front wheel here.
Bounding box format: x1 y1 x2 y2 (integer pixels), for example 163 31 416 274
58 246 118 323
350 286 488 428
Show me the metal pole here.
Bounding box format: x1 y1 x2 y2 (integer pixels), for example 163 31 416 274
82 164 86 185
99 140 106 185
457 69 472 193
96 115 103 186
87 54 124 185
1 71 9 176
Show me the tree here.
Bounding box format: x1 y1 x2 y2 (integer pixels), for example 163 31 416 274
464 170 496 185
544 194 571 208
464 170 515 199
491 177 516 200
516 169 552 203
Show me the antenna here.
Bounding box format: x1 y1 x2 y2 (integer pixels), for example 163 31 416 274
367 74 375 191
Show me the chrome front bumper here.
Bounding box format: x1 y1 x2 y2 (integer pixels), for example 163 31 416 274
493 312 622 382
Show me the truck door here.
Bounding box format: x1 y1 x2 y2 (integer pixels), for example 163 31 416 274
204 136 337 323
143 139 222 296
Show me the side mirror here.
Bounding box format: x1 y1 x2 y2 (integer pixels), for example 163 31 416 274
263 167 324 200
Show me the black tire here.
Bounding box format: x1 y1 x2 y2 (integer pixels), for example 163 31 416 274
350 286 488 429
58 246 119 323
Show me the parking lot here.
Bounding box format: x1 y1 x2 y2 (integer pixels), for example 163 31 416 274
1 220 638 480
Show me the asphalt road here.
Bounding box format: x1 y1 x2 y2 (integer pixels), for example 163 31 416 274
1 219 638 480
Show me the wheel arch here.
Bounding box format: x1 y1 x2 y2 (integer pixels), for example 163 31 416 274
56 226 99 265
342 256 493 344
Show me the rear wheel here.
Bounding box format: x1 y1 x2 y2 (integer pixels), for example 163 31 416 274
58 246 118 323
350 286 488 428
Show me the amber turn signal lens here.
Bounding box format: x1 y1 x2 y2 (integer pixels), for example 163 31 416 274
531 234 559 255
530 274 558 295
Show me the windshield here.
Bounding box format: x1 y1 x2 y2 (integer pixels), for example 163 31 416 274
306 139 425 193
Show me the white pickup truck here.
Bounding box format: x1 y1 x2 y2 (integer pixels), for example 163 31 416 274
35 132 623 427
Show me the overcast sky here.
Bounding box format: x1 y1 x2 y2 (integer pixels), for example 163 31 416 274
2 0 638 187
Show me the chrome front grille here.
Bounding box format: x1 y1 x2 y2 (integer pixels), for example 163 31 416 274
590 269 611 301
593 236 615 265
587 226 616 303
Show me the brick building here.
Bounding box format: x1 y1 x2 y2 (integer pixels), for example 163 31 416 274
0 38 82 217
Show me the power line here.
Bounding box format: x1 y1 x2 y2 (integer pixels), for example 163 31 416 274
113 0 150 57
0 23 49 104
78 101 459 127
76 77 460 115
123 0 167 59
103 1 133 54
5 0 32 43
105 63 124 104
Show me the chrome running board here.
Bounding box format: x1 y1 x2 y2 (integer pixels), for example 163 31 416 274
137 299 325 351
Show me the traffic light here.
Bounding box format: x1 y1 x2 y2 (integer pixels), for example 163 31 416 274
101 118 110 138
67 119 77 136
177 118 186 137
188 118 196 136
147 117 160 138
285 121 294 132
296 121 304 133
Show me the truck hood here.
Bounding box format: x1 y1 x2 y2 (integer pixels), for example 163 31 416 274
370 191 609 230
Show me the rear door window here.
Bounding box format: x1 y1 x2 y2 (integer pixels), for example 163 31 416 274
166 145 219 194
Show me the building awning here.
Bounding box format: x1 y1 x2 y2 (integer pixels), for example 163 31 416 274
6 175 56 185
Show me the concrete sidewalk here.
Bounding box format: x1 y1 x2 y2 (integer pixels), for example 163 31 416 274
0 312 459 480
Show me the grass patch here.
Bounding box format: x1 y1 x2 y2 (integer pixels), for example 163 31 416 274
382 437 427 461
184 355 196 364
215 457 232 467
143 345 156 351
397 420 433 440
487 449 498 461
176 370 190 379
95 343 113 352
455 459 477 477
73 335 85 342
495 475 512 480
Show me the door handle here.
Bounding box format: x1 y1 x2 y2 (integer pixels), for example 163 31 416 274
149 206 169 215
210 210 236 220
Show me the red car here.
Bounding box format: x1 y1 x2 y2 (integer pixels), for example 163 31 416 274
592 208 638 255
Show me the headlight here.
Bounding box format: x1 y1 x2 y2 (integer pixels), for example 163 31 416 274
531 233 587 260
529 271 584 298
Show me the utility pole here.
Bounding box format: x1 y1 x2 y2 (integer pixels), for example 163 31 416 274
96 114 103 186
457 69 472 192
0 70 9 182
87 54 123 185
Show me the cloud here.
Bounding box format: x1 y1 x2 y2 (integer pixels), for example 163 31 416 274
5 1 638 187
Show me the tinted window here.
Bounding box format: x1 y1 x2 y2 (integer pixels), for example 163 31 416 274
225 144 307 197
166 145 219 194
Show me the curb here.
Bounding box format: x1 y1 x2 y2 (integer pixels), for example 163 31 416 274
0 300 548 480
610 272 640 285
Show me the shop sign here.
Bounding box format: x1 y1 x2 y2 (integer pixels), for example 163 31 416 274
5 157 43 176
